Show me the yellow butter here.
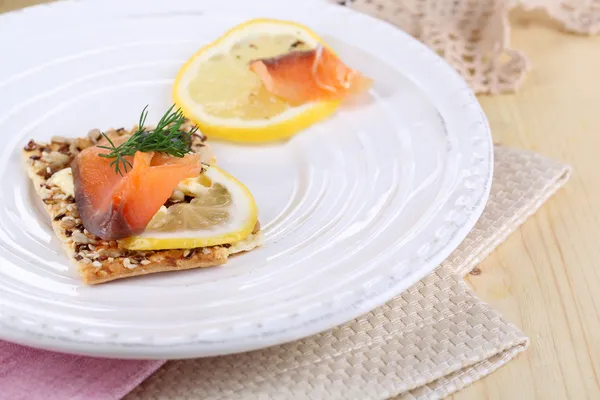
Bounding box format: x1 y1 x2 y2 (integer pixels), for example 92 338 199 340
48 167 75 198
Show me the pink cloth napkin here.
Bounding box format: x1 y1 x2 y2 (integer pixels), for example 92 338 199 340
0 341 163 400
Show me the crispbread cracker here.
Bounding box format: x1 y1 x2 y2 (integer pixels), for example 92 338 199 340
22 125 261 285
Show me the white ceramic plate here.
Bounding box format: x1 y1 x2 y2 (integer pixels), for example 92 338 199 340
0 0 492 359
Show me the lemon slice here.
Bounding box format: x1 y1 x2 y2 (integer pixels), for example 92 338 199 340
173 18 340 142
118 165 258 250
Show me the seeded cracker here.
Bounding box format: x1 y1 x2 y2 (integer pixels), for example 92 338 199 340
22 124 262 285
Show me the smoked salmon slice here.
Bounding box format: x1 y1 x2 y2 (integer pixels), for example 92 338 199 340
249 45 372 105
72 146 201 240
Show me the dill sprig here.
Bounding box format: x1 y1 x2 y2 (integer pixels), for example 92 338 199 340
98 104 198 175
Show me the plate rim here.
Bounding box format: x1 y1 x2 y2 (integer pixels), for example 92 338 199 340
0 0 493 359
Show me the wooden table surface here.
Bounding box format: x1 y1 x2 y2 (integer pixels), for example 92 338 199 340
2 2 599 399
453 13 600 400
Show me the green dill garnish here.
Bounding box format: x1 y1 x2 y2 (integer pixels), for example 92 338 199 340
98 104 198 175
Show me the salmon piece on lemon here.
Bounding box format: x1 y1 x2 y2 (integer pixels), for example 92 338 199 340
249 45 372 105
173 18 372 143
72 146 201 240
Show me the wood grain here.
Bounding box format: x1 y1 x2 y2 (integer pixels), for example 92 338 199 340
1 2 599 399
454 12 600 400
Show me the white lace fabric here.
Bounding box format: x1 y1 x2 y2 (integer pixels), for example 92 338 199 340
334 0 599 93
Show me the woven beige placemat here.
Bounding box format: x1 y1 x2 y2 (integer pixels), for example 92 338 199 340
126 146 571 400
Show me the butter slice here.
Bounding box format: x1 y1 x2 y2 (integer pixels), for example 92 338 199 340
48 167 75 198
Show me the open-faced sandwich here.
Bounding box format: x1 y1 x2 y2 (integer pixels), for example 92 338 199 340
22 105 261 284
